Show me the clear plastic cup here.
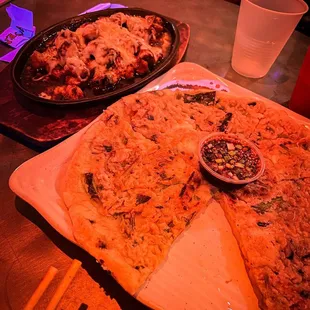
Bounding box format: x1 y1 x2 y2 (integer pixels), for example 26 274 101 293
232 0 308 78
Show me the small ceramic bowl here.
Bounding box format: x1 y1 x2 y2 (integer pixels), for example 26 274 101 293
198 133 265 185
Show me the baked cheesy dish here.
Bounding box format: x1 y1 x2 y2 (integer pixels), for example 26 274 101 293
61 89 310 309
21 13 172 100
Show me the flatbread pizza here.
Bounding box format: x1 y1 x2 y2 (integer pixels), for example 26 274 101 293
61 89 310 309
62 91 213 293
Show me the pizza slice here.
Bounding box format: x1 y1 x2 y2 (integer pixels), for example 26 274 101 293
214 99 310 309
61 94 213 294
218 178 310 309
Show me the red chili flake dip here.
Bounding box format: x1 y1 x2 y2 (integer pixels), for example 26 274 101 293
201 137 261 181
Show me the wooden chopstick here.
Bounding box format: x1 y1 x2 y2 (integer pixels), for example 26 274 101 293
24 266 58 310
46 259 82 310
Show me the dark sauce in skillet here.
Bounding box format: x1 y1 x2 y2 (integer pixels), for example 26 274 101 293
21 63 151 99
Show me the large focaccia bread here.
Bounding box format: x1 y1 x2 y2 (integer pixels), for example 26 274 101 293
62 89 310 309
62 90 215 294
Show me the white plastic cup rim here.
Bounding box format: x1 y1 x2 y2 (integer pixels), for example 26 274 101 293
244 0 309 16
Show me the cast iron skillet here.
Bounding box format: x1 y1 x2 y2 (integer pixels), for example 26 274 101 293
11 8 180 106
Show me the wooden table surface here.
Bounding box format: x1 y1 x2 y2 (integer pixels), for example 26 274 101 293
0 1 309 309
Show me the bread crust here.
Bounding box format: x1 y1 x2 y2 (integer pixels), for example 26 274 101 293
61 89 310 308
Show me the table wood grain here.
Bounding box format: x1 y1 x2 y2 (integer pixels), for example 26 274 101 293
0 0 310 309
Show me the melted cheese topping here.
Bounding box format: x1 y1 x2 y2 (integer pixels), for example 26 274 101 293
30 13 172 100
